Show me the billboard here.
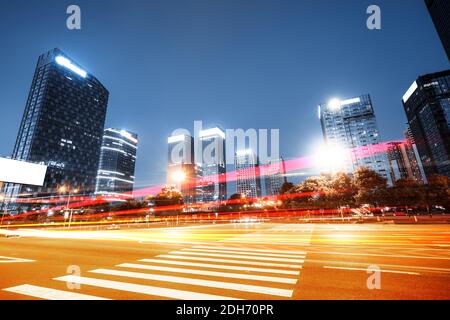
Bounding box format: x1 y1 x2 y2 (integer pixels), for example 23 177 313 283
0 158 47 186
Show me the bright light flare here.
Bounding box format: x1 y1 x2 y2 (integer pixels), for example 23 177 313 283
171 171 187 183
313 144 349 172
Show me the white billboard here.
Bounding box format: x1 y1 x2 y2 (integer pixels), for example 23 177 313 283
0 158 47 186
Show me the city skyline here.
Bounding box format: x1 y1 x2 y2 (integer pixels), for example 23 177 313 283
0 0 449 190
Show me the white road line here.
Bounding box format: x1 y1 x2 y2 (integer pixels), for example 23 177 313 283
312 251 450 261
3 284 109 300
184 248 305 259
54 275 238 300
157 254 302 269
193 245 307 255
118 263 298 284
323 266 420 275
90 269 293 298
139 259 300 275
168 250 304 263
0 256 35 263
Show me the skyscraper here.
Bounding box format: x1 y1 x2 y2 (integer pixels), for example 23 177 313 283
425 0 450 60
263 158 287 196
319 94 392 185
235 149 262 198
95 128 138 199
197 127 227 203
3 48 109 209
386 135 426 185
167 133 198 204
402 70 450 179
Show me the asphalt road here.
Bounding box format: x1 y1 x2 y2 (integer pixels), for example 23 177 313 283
0 222 449 300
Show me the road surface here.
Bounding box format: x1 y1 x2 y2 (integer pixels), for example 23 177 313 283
1 222 449 300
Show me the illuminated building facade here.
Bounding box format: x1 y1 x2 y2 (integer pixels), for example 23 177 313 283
3 48 109 209
319 94 392 185
197 127 227 203
402 70 450 178
235 150 261 198
95 129 138 199
263 158 287 196
167 134 198 204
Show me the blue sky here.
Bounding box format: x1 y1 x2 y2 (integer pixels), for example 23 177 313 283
0 0 448 188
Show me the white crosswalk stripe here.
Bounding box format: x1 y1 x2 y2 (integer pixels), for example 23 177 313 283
138 258 300 275
183 248 305 258
168 250 304 263
118 263 298 284
192 245 307 255
3 284 109 300
54 275 239 300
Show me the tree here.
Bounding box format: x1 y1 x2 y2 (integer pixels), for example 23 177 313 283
279 181 295 195
352 167 388 207
425 175 450 210
153 186 184 215
327 172 355 209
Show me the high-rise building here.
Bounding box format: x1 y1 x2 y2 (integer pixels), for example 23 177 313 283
319 94 392 185
425 0 450 60
263 158 287 196
235 149 262 198
3 48 109 209
402 70 450 178
386 132 426 185
197 127 227 203
167 134 198 204
95 128 138 199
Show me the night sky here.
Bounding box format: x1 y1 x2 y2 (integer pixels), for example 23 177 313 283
0 0 448 189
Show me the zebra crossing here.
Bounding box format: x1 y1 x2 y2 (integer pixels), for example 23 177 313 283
2 224 313 300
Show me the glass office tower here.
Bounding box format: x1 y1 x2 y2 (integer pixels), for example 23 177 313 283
95 129 138 199
263 158 287 196
319 94 392 185
198 127 227 203
3 48 109 210
425 0 450 60
235 149 262 198
167 134 198 204
402 70 450 178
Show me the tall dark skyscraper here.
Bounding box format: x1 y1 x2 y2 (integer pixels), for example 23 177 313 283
3 48 109 208
425 0 450 60
95 129 138 199
402 70 450 179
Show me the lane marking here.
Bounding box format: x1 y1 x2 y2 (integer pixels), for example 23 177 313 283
3 284 109 300
193 245 307 255
184 248 305 258
118 263 298 284
311 251 450 261
157 254 302 269
90 268 293 298
323 266 420 275
139 259 300 275
168 250 304 263
54 275 238 300
0 256 35 264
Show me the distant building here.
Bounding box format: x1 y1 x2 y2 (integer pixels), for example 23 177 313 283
95 129 138 199
235 149 262 198
319 94 392 185
167 134 198 204
198 127 227 203
263 158 287 196
402 70 450 179
425 0 450 60
2 48 109 210
387 131 426 185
